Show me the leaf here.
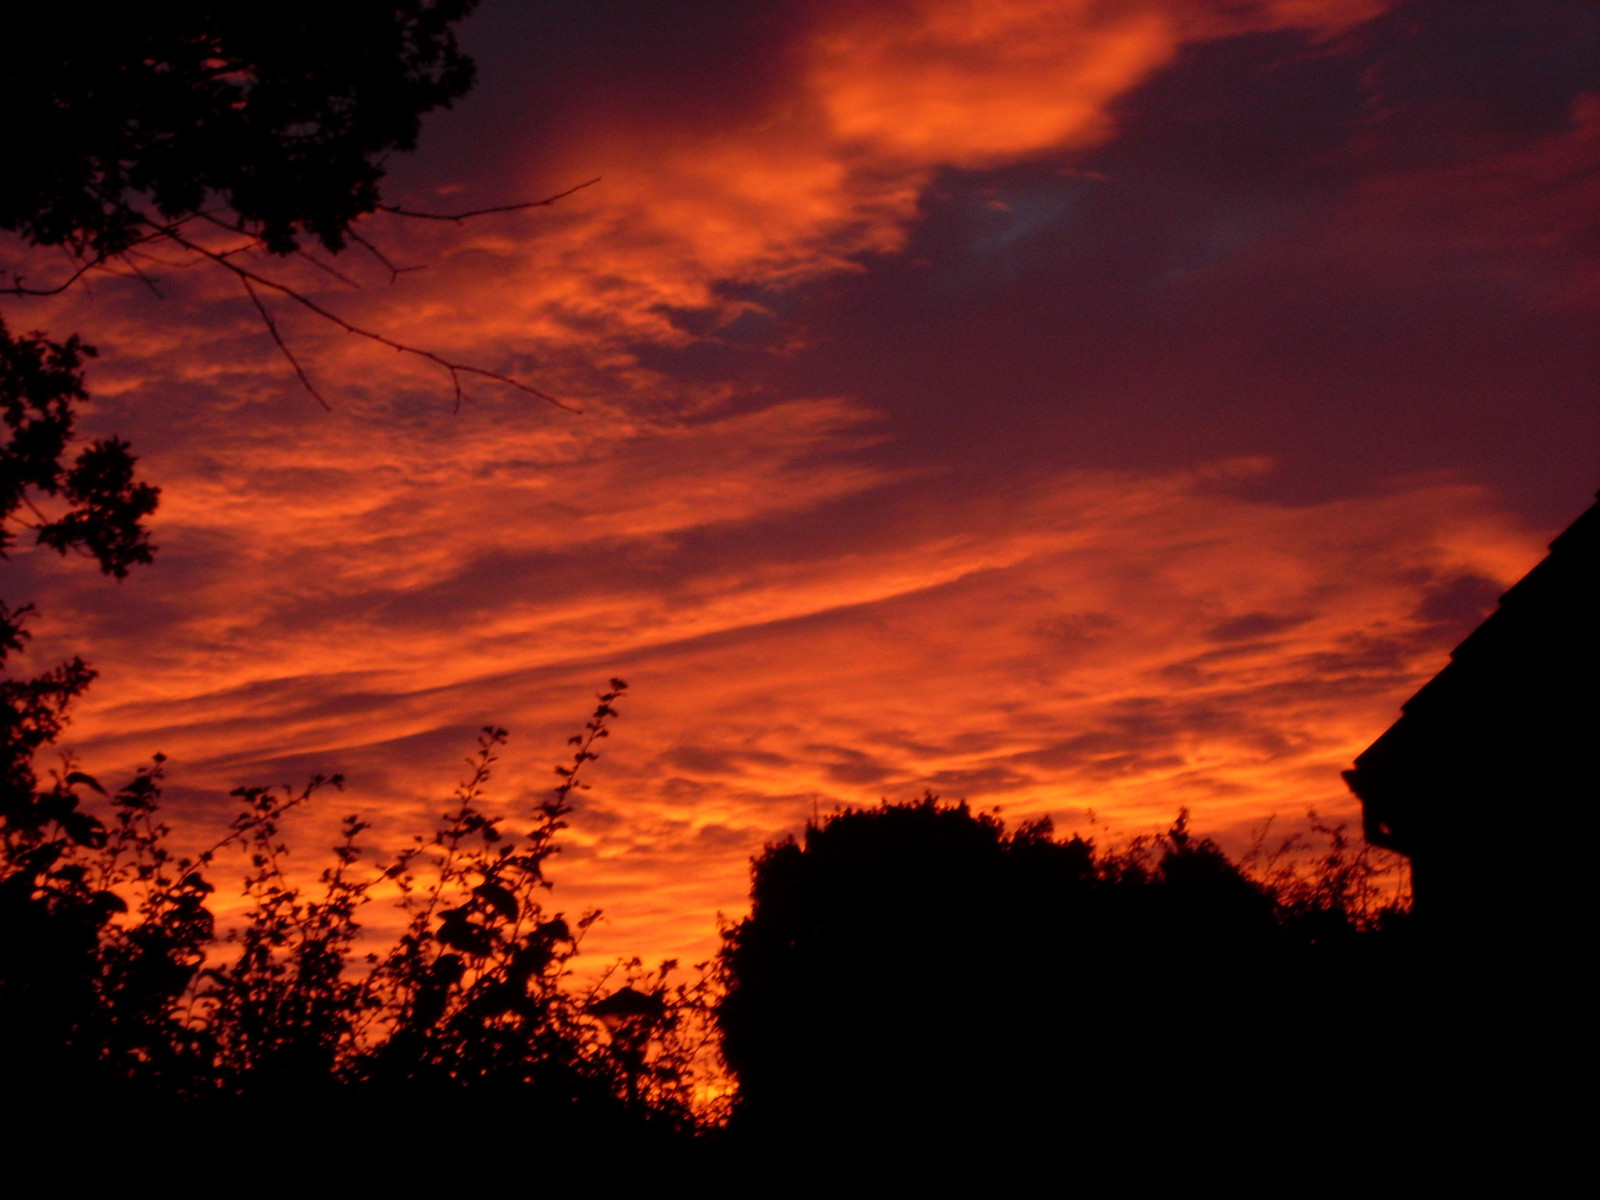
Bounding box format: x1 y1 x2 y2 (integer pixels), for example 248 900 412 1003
473 881 519 923
413 988 447 1028
437 915 492 956
65 770 106 795
589 985 665 1025
476 981 523 1016
62 811 107 848
20 844 64 873
431 953 466 986
509 943 553 982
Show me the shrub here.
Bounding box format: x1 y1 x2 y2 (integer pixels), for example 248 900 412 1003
716 795 1415 1152
0 678 714 1150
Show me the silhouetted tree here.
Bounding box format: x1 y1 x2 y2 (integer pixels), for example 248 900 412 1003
1 11 562 798
3 4 477 263
1 1 488 734
3 3 574 410
0 322 157 578
1 322 164 1104
717 796 1415 1154
1 11 688 1148
1 677 715 1161
0 12 720 1167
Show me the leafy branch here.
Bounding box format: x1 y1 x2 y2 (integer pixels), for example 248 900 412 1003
3 180 600 414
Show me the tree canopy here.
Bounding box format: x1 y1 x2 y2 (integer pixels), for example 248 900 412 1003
1 321 157 583
2 0 483 587
717 796 1415 1152
2 2 478 266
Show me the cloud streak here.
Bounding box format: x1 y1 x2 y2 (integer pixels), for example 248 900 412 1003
4 0 1593 969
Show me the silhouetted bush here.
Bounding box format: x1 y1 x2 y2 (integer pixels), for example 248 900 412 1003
717 795 1416 1154
0 679 717 1158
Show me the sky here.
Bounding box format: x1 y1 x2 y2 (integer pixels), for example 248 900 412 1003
6 0 1597 970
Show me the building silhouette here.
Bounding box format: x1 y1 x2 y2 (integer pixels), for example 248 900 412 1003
1343 493 1597 943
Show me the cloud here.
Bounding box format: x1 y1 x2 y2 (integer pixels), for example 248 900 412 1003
5 0 1591 975
41 459 1543 965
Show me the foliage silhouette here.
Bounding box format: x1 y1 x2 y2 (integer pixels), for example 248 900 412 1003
1 677 716 1152
3 3 477 263
2 319 159 589
2 5 511 819
717 795 1417 1154
3 3 579 413
3 4 493 730
2 9 707 1155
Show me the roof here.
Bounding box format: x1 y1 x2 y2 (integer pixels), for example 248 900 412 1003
1344 494 1599 857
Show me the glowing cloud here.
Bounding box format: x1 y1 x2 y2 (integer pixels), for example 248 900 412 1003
4 0 1591 975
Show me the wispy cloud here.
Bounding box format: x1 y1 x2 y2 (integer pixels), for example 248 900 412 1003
5 0 1591 971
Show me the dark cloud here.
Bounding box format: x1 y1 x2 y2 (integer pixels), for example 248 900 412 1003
717 0 1600 523
386 0 817 200
1033 611 1120 649
805 744 895 786
901 763 1037 797
1411 571 1503 631
695 822 755 849
1350 0 1600 161
1205 611 1312 643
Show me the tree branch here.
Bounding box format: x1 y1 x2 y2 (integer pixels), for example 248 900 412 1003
344 228 422 285
292 248 363 291
1 223 216 296
108 254 167 299
240 277 331 411
377 177 600 223
158 223 580 413
7 188 590 412
5 249 120 297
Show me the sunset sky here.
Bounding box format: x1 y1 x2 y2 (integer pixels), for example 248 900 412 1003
7 0 1597 969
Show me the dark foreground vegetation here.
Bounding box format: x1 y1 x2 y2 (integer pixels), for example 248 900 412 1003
2 680 718 1157
2 639 1428 1162
0 316 1531 1165
721 798 1419 1153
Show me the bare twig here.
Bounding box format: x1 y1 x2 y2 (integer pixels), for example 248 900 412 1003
345 227 421 284
124 246 217 272
240 277 331 411
6 190 588 412
160 223 579 413
377 177 600 223
5 252 114 297
194 209 362 289
294 248 363 290
2 226 180 296
112 254 167 299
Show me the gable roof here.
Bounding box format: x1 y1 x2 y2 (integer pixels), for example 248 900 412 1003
1344 494 1599 858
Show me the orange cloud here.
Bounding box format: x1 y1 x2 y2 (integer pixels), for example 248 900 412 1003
11 0 1582 981
810 2 1176 166
35 452 1545 968
8 0 1397 417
